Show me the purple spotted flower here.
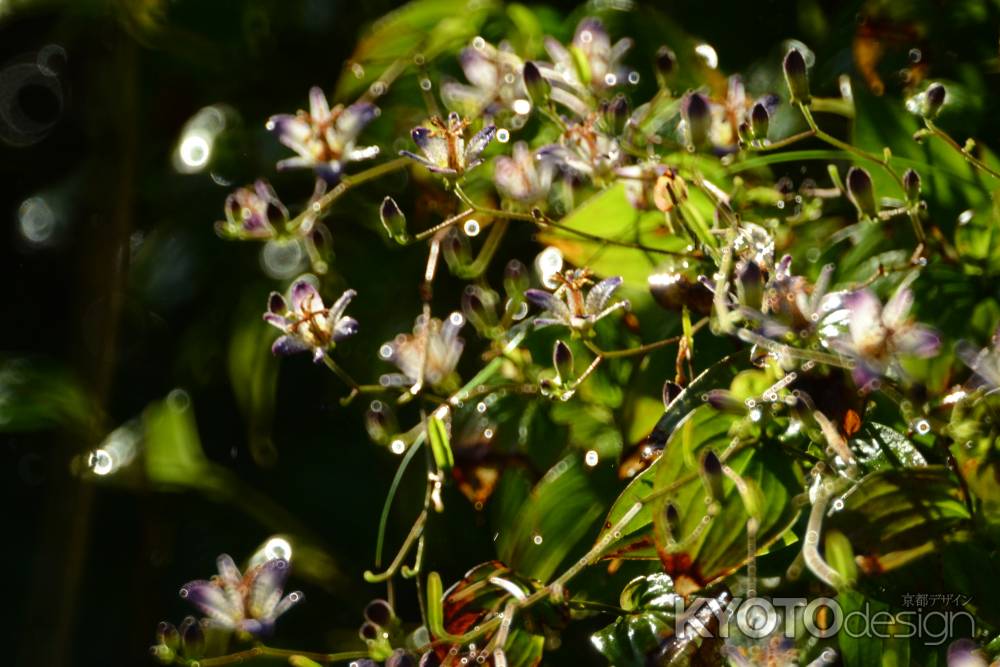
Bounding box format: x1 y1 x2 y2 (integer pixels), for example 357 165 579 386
400 112 496 177
825 282 940 389
537 114 622 180
215 180 285 240
264 279 358 362
493 141 554 205
266 87 379 182
525 269 629 332
379 312 465 391
441 39 530 117
178 554 303 637
538 17 633 104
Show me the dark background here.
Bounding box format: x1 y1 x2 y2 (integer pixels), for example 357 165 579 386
3 0 998 665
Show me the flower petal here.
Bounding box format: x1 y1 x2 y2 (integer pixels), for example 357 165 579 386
308 86 331 122
883 287 914 330
898 325 940 358
336 102 378 140
290 280 322 313
333 316 359 342
272 335 309 357
464 125 496 165
248 558 290 620
843 289 883 346
329 289 356 320
525 289 570 321
586 276 623 314
180 581 238 626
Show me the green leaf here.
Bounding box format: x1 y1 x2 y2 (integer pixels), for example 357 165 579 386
828 467 971 575
837 591 886 667
334 0 500 100
591 573 680 667
497 456 604 581
538 183 689 288
596 404 801 594
427 414 454 472
851 422 927 472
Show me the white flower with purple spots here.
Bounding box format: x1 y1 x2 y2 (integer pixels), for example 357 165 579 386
215 179 285 240
442 39 530 117
538 17 633 101
825 281 940 389
400 112 496 177
493 141 554 205
525 269 629 332
266 87 379 182
379 312 465 391
179 554 303 637
264 279 358 362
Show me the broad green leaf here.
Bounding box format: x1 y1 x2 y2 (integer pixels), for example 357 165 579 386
828 467 971 574
850 422 927 472
497 456 604 581
837 591 886 667
0 358 95 434
538 183 689 288
590 573 680 667
596 405 801 595
334 0 500 100
228 311 279 467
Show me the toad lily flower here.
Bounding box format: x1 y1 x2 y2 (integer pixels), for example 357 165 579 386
179 554 303 637
400 112 496 177
379 312 465 392
264 279 358 362
215 180 285 240
525 269 629 332
537 113 622 181
540 17 633 99
825 282 940 389
493 141 554 205
266 87 379 182
442 39 530 117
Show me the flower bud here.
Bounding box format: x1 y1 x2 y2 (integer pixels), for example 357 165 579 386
682 92 711 149
605 94 630 135
655 46 677 85
179 617 205 659
442 228 472 271
386 650 417 667
705 389 745 414
663 502 680 538
903 168 921 202
700 450 725 501
156 622 180 653
737 121 752 146
923 83 946 119
553 340 575 385
846 166 877 219
364 598 395 626
523 61 549 105
461 286 499 337
379 197 409 244
503 259 530 298
662 380 682 408
736 260 764 310
782 48 810 105
750 102 770 141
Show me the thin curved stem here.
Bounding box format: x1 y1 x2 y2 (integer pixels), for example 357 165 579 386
192 645 368 666
924 119 1000 181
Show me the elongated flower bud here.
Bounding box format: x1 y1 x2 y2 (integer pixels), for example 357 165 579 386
682 92 711 149
503 259 529 298
923 83 946 118
750 102 770 141
523 61 549 105
736 260 764 310
783 48 810 105
903 168 921 202
553 340 575 384
606 94 630 135
655 45 676 86
379 197 409 244
846 167 877 219
700 450 725 501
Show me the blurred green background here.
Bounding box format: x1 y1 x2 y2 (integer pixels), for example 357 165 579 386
2 0 998 665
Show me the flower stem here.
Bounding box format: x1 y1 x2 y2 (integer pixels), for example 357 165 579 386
191 645 368 666
924 119 1000 181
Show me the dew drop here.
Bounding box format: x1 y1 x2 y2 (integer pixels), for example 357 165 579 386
584 450 599 467
420 78 433 91
532 534 543 545
496 128 510 143
463 219 481 237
